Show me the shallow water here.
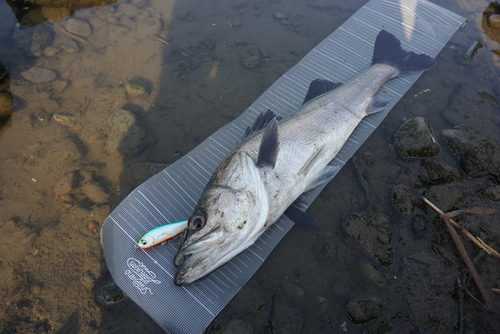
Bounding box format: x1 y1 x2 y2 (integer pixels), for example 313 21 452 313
0 0 499 333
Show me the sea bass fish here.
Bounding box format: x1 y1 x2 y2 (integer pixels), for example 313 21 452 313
174 30 436 285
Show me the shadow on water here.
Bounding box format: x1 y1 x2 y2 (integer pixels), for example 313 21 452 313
0 0 500 333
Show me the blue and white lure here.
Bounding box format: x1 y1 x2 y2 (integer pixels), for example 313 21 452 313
138 220 188 249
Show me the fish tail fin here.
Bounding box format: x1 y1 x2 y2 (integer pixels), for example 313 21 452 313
372 30 436 76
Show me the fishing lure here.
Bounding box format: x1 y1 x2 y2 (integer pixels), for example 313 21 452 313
138 220 188 249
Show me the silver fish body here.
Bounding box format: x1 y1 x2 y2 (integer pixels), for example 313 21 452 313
174 30 436 285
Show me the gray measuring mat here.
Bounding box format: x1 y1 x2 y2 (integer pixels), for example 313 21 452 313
101 0 466 332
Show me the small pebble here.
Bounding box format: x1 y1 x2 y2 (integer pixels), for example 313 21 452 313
88 221 99 231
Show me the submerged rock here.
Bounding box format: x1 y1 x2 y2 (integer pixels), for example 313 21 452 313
392 185 414 213
420 158 463 184
65 18 92 37
106 109 154 156
395 117 439 158
347 298 382 324
242 56 260 69
43 138 82 172
81 181 111 204
344 211 393 266
124 78 149 97
482 184 500 202
21 66 56 83
53 114 76 127
442 126 500 179
424 182 470 212
31 25 54 56
95 281 124 305
347 298 391 334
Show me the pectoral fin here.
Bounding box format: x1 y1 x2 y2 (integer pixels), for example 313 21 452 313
284 201 321 231
304 165 340 192
256 117 279 169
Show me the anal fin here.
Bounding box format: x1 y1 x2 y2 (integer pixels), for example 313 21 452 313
284 200 321 231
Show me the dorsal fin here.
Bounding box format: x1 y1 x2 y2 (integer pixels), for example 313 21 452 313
240 109 281 142
302 79 343 105
256 117 279 169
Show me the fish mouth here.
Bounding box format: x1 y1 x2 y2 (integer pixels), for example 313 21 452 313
173 225 222 285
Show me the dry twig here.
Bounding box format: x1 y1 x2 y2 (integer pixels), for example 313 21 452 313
421 196 492 310
153 34 189 57
421 197 500 258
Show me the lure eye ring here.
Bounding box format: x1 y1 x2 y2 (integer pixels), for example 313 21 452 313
188 212 206 230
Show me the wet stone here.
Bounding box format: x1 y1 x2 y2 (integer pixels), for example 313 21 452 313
124 78 149 97
392 185 414 213
424 182 470 212
364 317 392 334
0 91 13 119
62 40 79 53
21 66 56 83
91 205 111 224
54 171 78 198
31 25 54 57
106 109 154 156
52 114 76 127
395 117 439 158
242 56 260 69
44 138 82 172
219 317 253 334
96 282 124 305
106 124 154 156
260 45 271 58
420 158 463 184
44 46 59 57
442 126 500 179
109 109 137 133
344 211 393 266
482 185 500 202
347 298 383 324
275 12 287 19
65 18 92 37
81 181 111 204
52 79 68 92
79 124 104 143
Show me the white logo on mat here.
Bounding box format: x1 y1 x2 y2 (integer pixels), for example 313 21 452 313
125 258 161 294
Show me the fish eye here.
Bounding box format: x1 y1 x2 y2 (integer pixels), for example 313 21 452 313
189 212 206 230
141 239 147 245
